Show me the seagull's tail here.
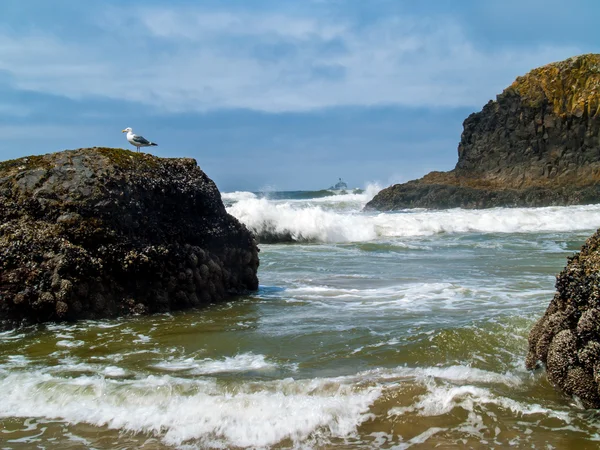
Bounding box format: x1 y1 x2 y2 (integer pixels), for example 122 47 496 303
150 142 158 146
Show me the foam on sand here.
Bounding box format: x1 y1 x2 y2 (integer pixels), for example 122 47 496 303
0 360 581 448
0 370 381 448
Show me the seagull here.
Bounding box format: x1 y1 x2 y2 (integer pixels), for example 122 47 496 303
122 127 158 152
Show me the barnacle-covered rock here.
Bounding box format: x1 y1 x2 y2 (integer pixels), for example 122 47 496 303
527 229 600 408
0 147 259 329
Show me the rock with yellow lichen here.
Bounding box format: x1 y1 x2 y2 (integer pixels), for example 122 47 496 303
366 54 600 210
0 147 259 330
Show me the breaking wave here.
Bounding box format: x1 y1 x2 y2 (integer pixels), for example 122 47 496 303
224 188 600 243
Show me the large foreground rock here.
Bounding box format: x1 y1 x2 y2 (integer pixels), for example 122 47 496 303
526 229 600 408
366 54 600 210
0 148 259 330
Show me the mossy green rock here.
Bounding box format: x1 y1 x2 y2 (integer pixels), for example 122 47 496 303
0 147 259 329
366 54 600 210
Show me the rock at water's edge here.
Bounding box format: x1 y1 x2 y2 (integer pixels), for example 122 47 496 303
0 148 259 330
526 229 600 408
366 54 600 210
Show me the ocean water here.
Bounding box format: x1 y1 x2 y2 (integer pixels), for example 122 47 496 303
2 187 600 449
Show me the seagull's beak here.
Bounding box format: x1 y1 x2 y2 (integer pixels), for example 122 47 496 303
121 129 127 133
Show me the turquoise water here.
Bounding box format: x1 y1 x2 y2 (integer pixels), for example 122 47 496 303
2 189 600 448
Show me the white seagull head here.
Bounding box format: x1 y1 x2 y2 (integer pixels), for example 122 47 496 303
122 127 133 133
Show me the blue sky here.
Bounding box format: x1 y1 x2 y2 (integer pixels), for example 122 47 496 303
0 0 597 191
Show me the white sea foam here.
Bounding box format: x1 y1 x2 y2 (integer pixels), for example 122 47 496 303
5 355 31 368
0 331 26 341
298 184 382 205
224 184 383 243
152 352 290 375
0 357 576 448
395 427 448 449
225 194 600 243
377 365 523 388
133 334 151 343
103 366 128 377
389 384 571 423
351 338 400 355
56 340 85 348
381 363 572 442
221 191 258 202
282 282 524 312
0 371 380 448
55 333 74 339
227 197 379 243
288 282 457 299
48 362 98 374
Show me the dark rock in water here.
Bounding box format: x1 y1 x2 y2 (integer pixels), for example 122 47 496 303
526 229 600 408
366 54 600 210
0 148 259 330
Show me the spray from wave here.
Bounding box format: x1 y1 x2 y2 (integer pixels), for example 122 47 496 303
225 184 382 243
224 186 600 244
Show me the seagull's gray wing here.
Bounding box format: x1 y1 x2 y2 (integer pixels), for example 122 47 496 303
132 135 151 145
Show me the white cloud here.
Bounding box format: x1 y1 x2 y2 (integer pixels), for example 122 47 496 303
0 124 100 140
135 8 346 41
0 7 582 113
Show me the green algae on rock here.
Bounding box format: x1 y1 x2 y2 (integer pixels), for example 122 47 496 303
365 54 600 211
0 147 259 330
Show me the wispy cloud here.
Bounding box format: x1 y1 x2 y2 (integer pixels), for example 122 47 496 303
0 5 582 113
